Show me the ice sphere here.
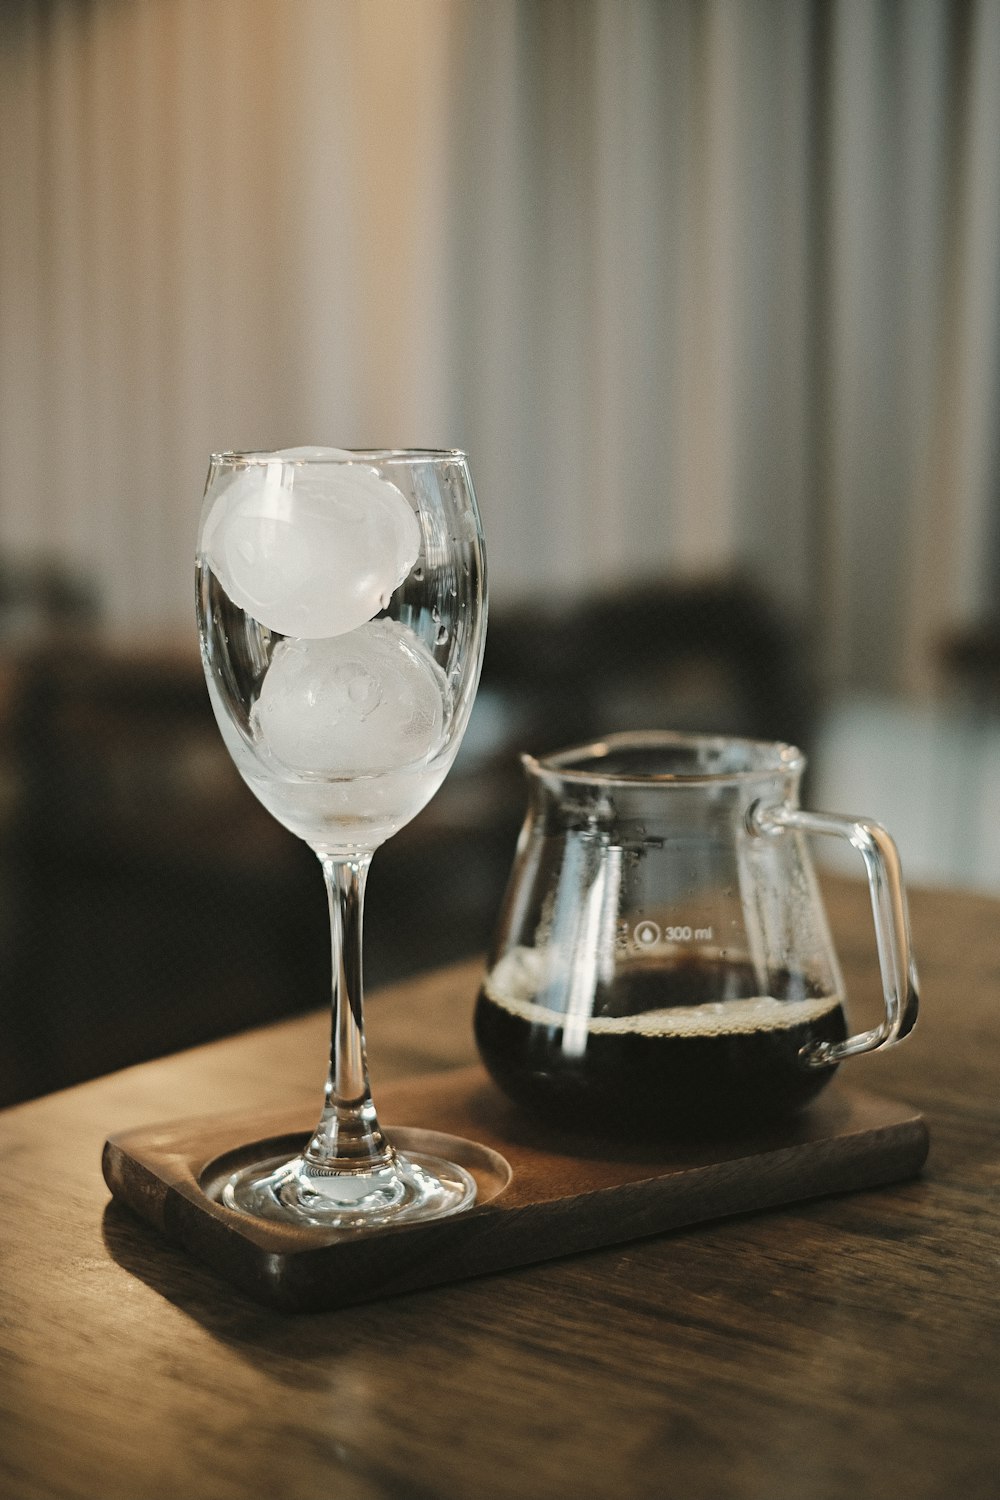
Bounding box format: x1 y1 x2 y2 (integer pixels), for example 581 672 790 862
273 445 356 461
253 619 449 776
202 455 420 638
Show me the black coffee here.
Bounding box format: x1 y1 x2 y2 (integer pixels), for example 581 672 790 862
474 951 849 1136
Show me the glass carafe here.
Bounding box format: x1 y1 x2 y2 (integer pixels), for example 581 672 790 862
474 732 918 1136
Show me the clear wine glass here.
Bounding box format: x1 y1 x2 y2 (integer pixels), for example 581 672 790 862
196 447 487 1230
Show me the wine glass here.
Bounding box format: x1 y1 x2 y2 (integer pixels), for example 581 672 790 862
196 447 487 1230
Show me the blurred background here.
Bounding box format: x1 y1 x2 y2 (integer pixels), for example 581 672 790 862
0 0 998 1104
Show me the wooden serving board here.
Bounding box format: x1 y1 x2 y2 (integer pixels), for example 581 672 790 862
102 1064 929 1312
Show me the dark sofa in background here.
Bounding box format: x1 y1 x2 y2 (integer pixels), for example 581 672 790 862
0 577 812 1107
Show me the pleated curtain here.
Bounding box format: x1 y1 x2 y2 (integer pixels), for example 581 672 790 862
1 0 997 695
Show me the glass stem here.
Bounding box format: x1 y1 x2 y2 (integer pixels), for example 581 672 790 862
303 852 395 1173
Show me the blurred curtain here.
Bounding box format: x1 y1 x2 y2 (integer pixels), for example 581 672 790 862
0 0 997 693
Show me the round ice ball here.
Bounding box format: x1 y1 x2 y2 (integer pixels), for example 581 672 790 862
202 457 421 638
272 445 355 461
252 619 449 776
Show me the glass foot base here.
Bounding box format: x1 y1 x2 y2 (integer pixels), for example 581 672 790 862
221 1146 477 1231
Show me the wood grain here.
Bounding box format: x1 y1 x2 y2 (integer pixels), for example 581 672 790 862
1 877 999 1500
103 1070 928 1311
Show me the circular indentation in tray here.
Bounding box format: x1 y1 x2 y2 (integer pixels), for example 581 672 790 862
200 1126 513 1221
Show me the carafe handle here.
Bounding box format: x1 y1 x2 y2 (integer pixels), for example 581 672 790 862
751 804 919 1066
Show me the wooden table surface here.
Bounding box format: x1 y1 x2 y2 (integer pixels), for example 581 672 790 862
1 876 998 1500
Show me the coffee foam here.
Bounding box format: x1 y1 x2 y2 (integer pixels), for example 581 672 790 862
484 946 842 1039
